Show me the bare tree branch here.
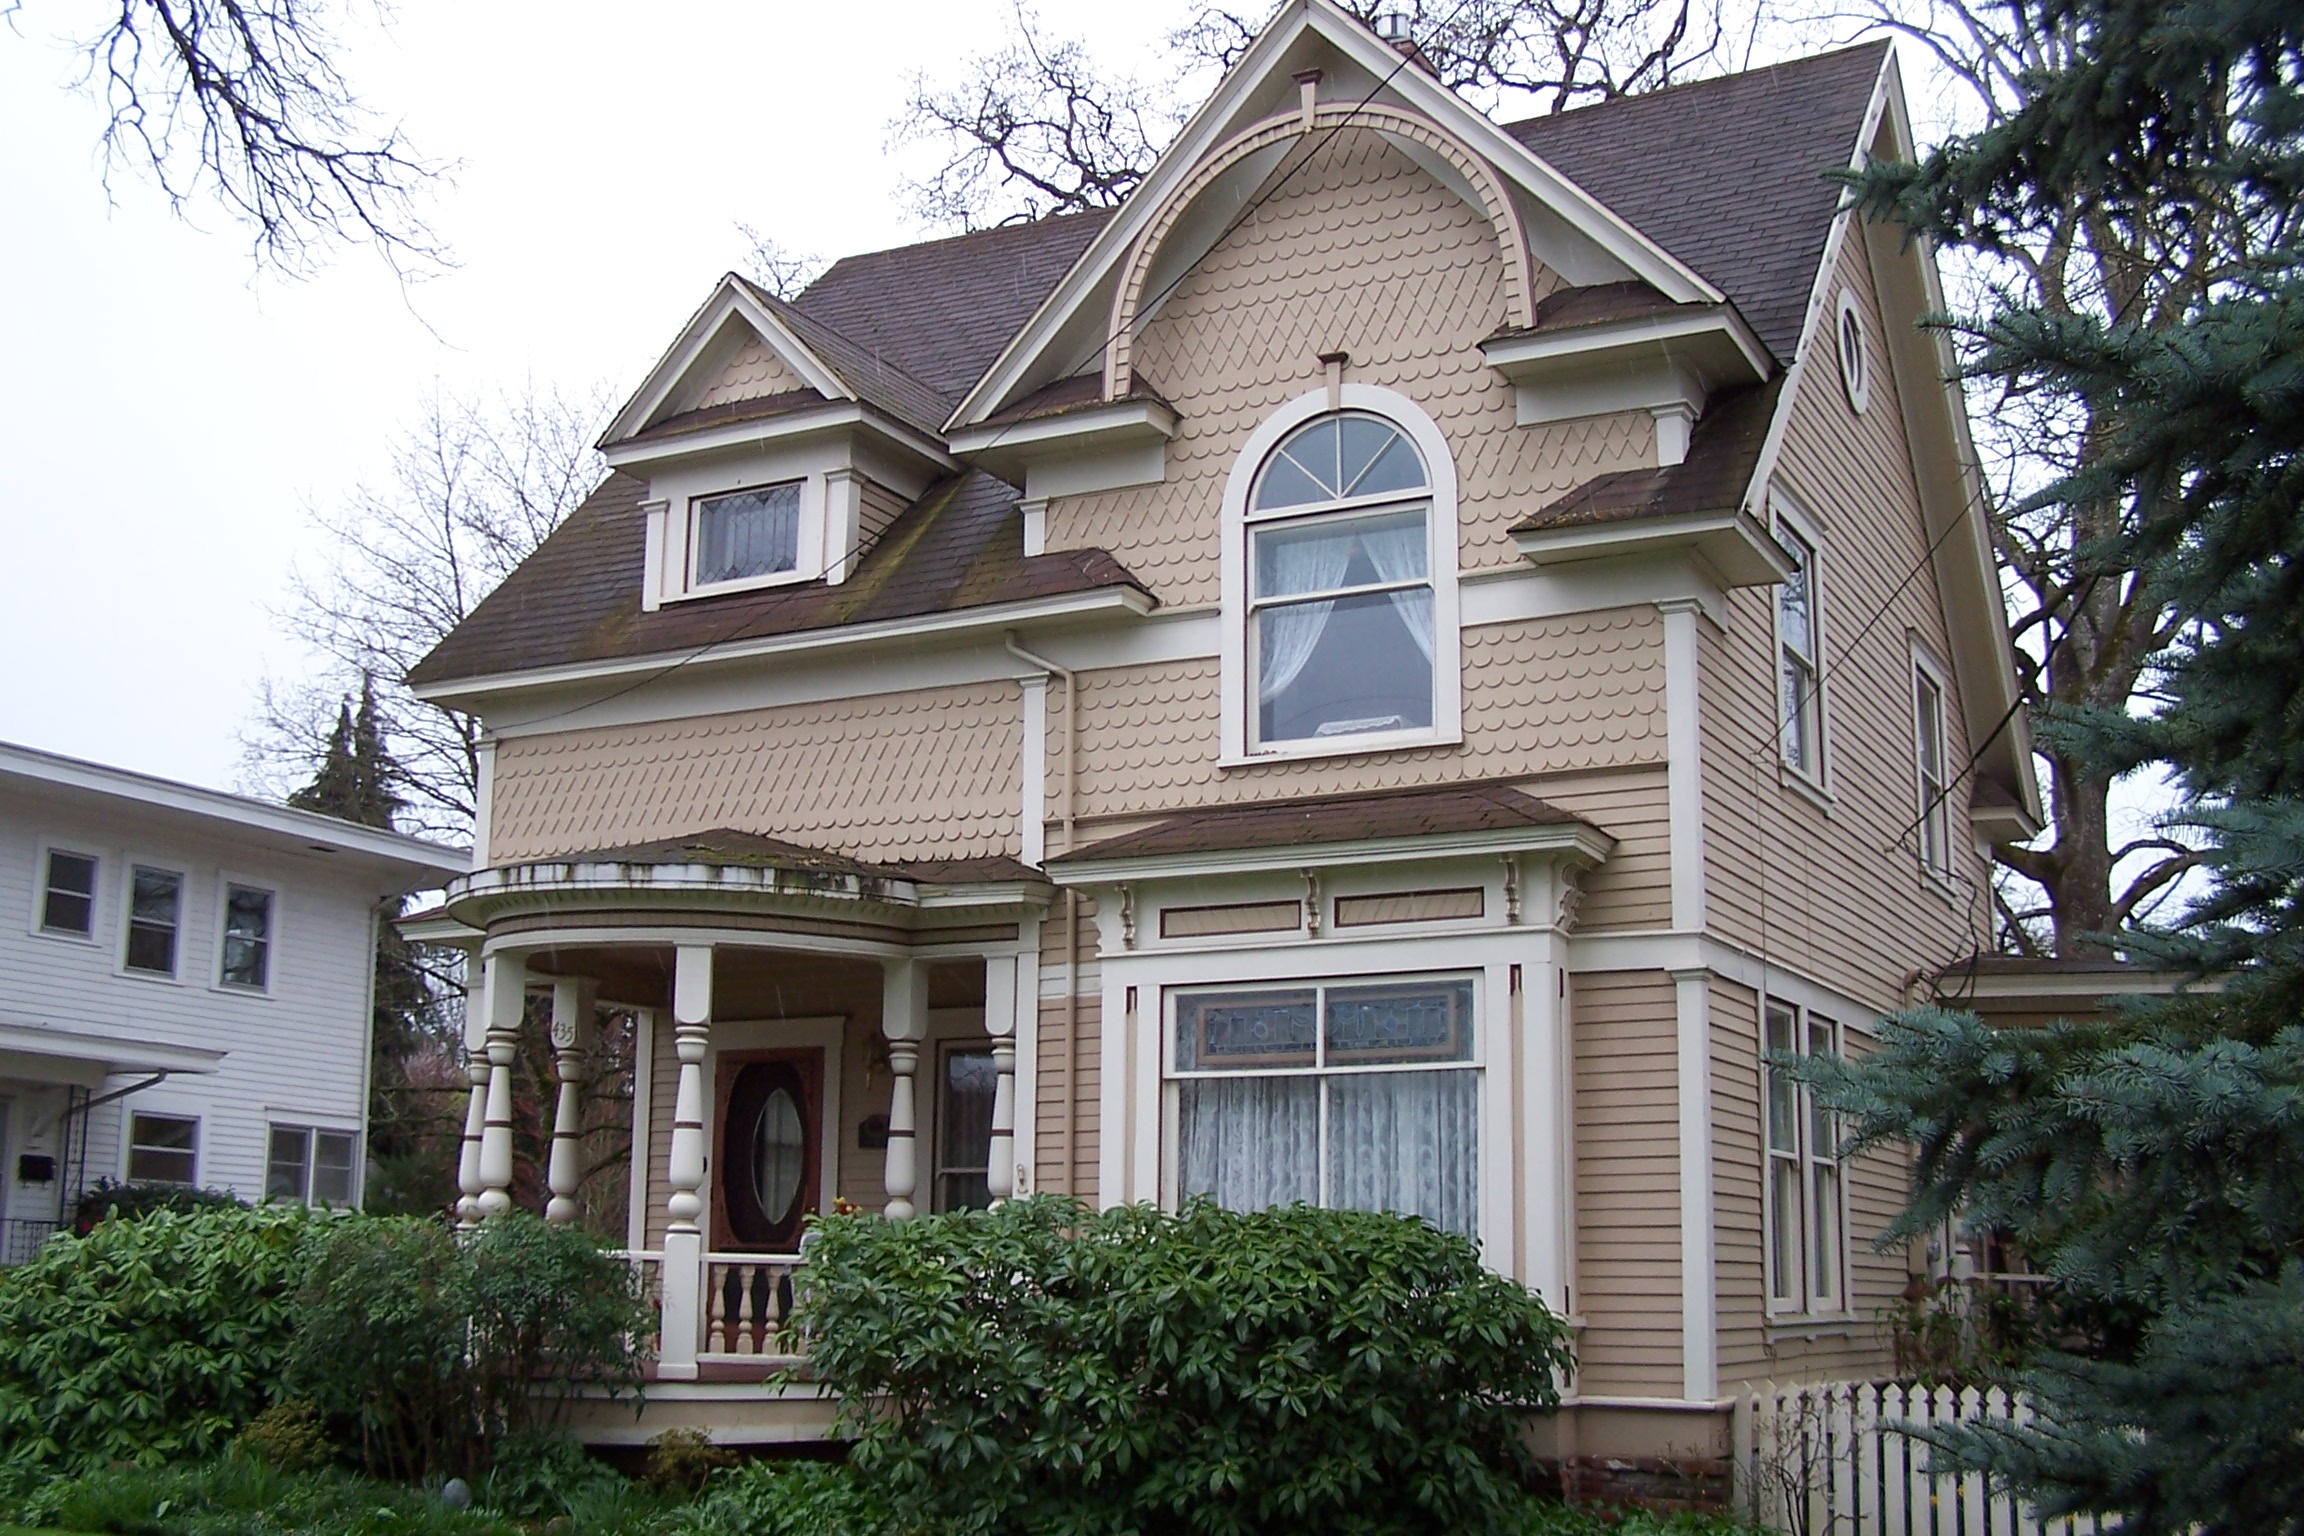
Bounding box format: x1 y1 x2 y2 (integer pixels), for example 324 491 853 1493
737 225 827 299
44 0 452 276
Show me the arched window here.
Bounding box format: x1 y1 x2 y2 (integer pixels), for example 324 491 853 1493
1246 412 1436 747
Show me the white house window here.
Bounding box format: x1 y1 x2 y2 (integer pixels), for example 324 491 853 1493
1835 289 1871 413
935 1046 996 1213
124 866 183 976
220 884 275 990
692 481 801 586
1765 1001 1845 1313
267 1125 357 1206
1914 664 1952 878
1775 517 1824 779
1248 414 1435 747
40 849 98 936
128 1113 199 1185
1170 975 1478 1238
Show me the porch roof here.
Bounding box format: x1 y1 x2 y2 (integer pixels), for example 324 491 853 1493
0 1015 225 1087
1046 782 1614 881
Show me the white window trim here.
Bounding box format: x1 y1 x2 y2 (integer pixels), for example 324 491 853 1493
669 474 827 603
1770 491 1833 798
266 1121 361 1206
1910 641 1957 888
117 858 190 983
212 872 281 996
1761 999 1853 1321
30 840 102 945
124 1107 202 1187
1835 288 1872 415
1218 385 1463 765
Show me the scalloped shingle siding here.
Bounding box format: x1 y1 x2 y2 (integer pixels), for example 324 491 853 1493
691 337 808 411
487 683 1022 864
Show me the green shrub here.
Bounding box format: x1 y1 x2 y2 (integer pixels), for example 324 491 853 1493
14 1456 517 1535
644 1428 740 1494
477 1428 624 1519
288 1211 650 1481
232 1400 331 1472
71 1179 247 1236
663 1460 885 1536
0 1205 313 1476
797 1196 1576 1536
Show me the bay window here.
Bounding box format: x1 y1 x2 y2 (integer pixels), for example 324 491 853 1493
1170 975 1479 1238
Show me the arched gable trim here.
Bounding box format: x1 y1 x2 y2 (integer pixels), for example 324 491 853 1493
1105 103 1536 400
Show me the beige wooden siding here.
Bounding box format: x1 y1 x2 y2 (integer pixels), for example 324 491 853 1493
1571 969 1683 1395
857 478 908 559
1034 897 1100 1202
1699 216 1992 1012
691 336 808 410
1044 126 1656 606
488 683 1023 865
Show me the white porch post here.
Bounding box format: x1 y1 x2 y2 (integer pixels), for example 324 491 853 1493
545 978 596 1224
454 947 488 1229
881 958 928 1220
477 952 526 1218
984 951 1018 1203
659 945 713 1380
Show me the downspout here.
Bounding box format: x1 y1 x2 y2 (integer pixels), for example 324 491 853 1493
1005 634 1079 1194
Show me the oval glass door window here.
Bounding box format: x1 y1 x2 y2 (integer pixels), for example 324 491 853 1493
752 1086 806 1228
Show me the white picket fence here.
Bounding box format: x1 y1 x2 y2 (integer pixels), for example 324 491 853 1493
1732 1381 2102 1536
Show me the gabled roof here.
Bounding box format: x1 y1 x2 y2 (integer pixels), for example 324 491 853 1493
1505 41 1891 363
406 469 1150 696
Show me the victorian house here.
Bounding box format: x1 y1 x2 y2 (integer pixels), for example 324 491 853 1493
403 0 2038 1484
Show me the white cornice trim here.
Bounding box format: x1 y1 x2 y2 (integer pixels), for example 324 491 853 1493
947 0 1716 430
409 585 1156 712
1513 507 1793 588
1045 820 1615 885
600 400 959 474
0 1018 227 1075
947 397 1178 459
1480 308 1771 385
0 740 467 879
601 277 854 447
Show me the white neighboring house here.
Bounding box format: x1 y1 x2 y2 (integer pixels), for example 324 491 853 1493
0 740 467 1261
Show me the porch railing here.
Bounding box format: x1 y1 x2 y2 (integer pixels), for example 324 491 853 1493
618 1247 807 1371
1 1218 62 1266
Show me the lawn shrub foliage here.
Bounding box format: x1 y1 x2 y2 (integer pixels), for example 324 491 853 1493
0 1205 312 1477
289 1211 652 1480
798 1196 1575 1536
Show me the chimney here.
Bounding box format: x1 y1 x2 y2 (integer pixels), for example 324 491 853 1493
1370 9 1437 73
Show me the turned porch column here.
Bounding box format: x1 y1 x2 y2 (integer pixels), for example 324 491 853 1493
544 978 596 1224
476 952 527 1218
984 951 1019 1203
881 958 928 1220
659 944 713 1380
454 948 488 1229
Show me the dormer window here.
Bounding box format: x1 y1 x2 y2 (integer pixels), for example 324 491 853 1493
694 482 803 587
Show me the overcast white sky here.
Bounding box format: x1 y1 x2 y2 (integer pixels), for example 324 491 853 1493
0 0 1181 792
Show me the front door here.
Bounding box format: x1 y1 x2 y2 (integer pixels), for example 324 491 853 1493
713 1049 823 1253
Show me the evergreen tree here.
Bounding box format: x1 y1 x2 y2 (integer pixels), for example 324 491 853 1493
289 677 460 1215
1798 4 2304 1531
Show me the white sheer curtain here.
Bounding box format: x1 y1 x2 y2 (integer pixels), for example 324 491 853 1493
1327 1071 1479 1237
1255 531 1352 704
1180 1077 1318 1210
1356 515 1433 663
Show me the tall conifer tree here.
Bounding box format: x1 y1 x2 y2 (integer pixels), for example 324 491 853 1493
1798 3 2304 1530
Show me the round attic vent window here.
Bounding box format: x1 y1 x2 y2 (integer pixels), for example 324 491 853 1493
1835 288 1871 414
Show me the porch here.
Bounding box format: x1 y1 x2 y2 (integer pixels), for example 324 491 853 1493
423 832 1047 1390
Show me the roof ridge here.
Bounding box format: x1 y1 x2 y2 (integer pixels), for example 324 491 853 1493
1498 37 1890 135
735 276 948 398
798 208 1116 284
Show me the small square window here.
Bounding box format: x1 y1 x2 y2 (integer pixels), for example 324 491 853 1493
125 867 183 976
128 1114 198 1185
270 1125 359 1205
40 850 98 936
693 482 801 585
221 884 273 989
313 1131 358 1205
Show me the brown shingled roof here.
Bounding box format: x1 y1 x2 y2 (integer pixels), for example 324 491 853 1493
406 469 1147 689
1512 378 1783 534
1052 783 1590 865
523 828 1041 887
1506 42 1888 362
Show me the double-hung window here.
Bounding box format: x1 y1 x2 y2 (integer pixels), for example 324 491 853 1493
1170 975 1478 1238
267 1125 358 1206
128 1113 199 1185
1775 516 1824 779
1914 664 1953 879
220 883 275 990
40 849 98 937
935 1046 997 1213
692 481 801 587
1765 1002 1845 1313
1247 414 1435 747
124 866 183 976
